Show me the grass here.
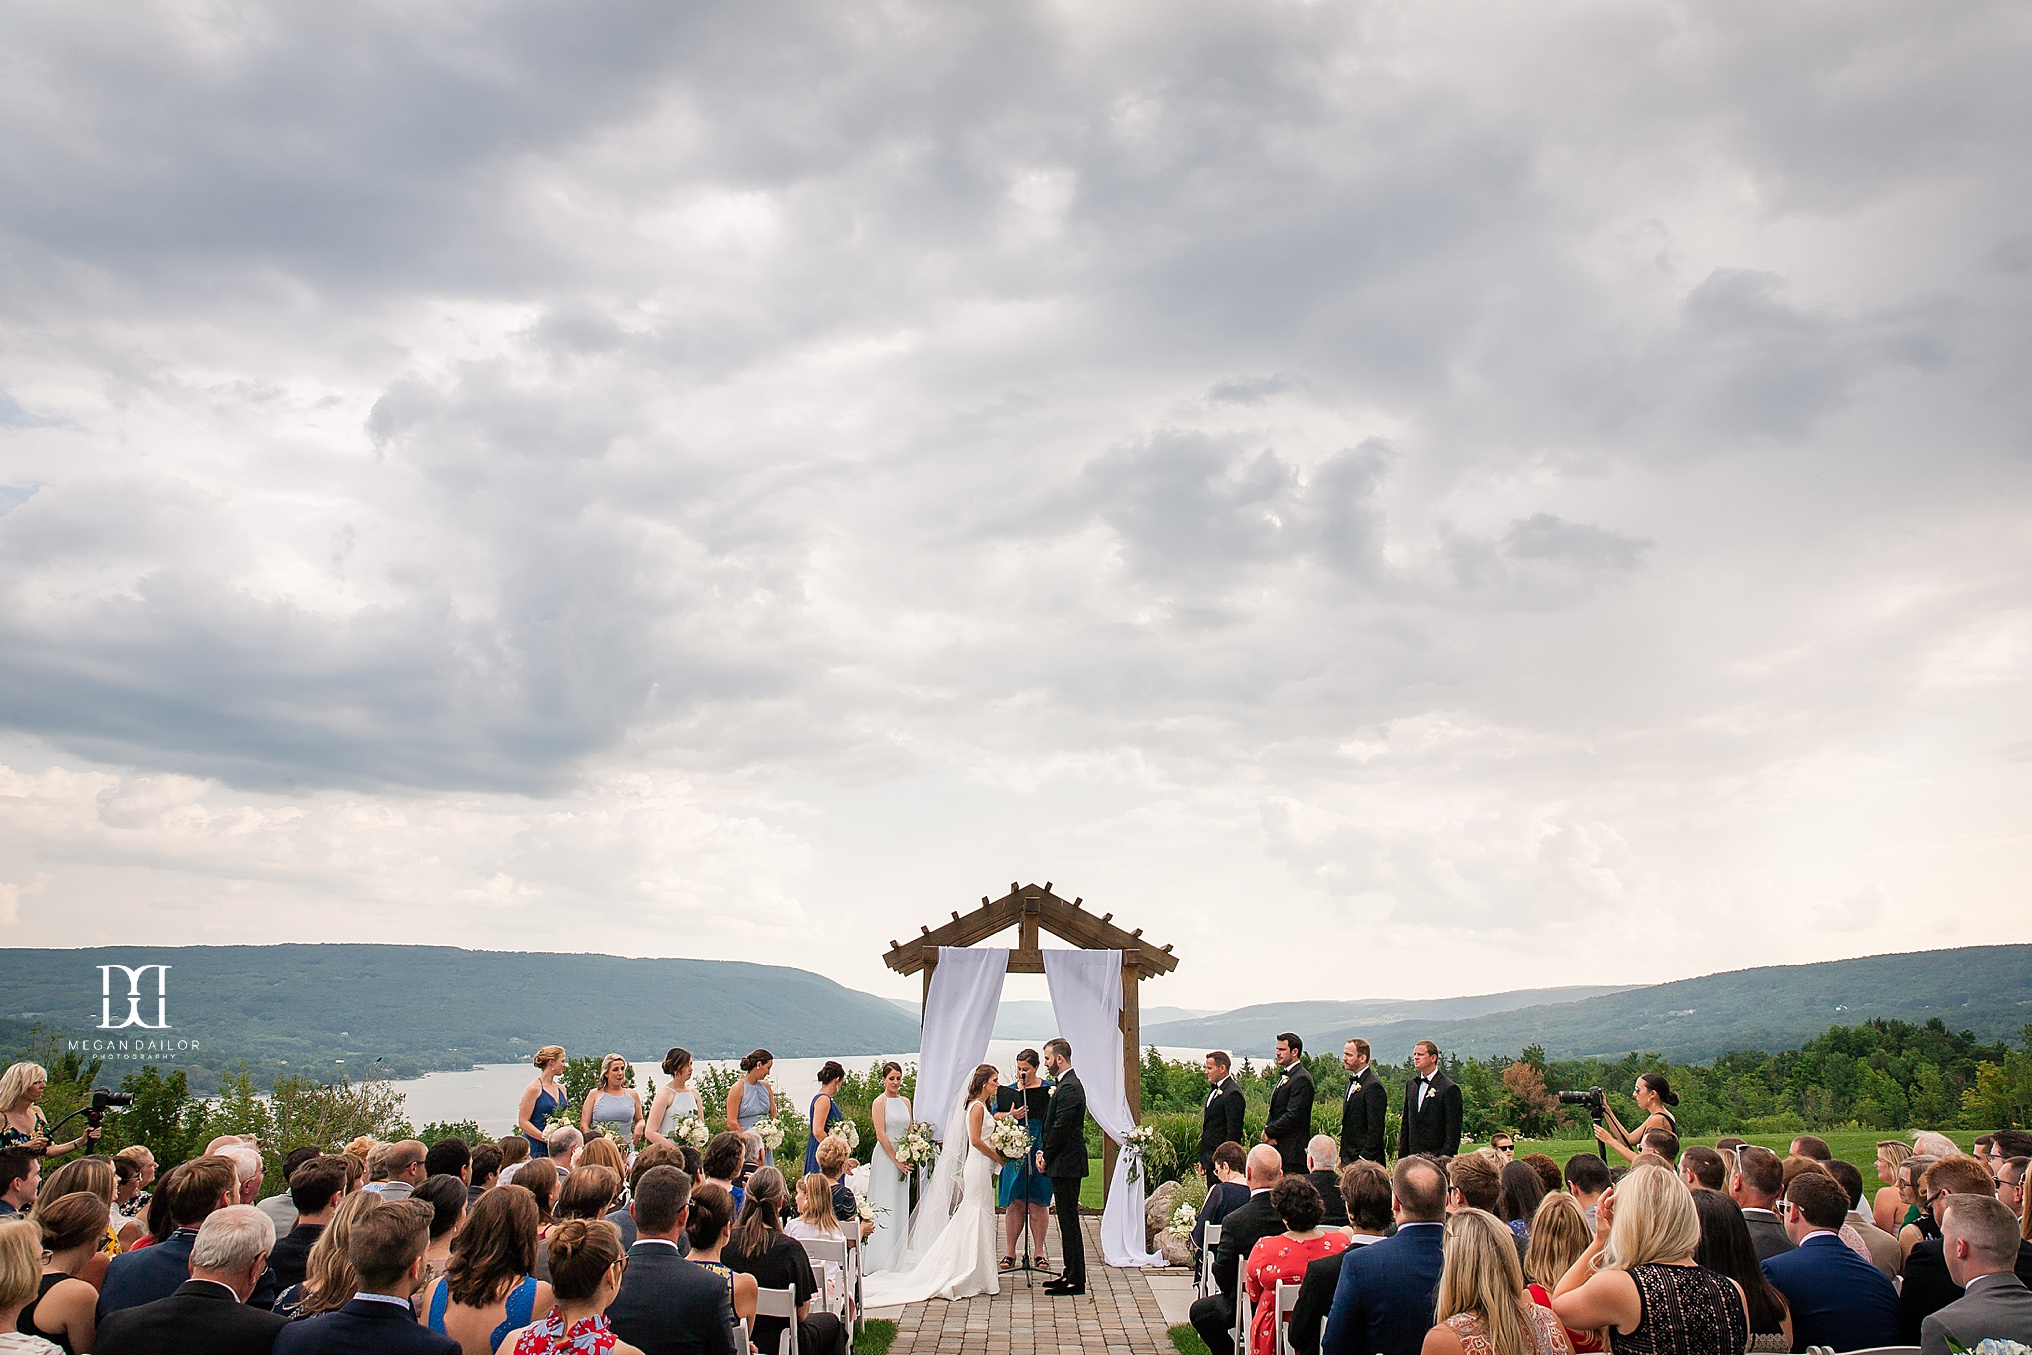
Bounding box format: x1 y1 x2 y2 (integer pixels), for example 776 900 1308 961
1497 1129 1978 1190
855 1318 898 1355
1169 1324 1212 1355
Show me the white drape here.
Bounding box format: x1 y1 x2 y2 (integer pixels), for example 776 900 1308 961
914 946 1008 1143
1042 947 1165 1268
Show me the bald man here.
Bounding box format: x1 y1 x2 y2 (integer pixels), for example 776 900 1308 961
1189 1145 1286 1355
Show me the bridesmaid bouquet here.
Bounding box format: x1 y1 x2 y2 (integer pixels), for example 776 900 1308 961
827 1120 861 1151
756 1118 786 1151
897 1122 939 1171
672 1114 710 1149
988 1117 1032 1160
854 1190 887 1222
761 1105 805 1152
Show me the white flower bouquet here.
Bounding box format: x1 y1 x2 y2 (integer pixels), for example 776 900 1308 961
756 1118 786 1151
854 1189 888 1223
1168 1200 1199 1239
1120 1121 1175 1185
672 1114 710 1150
989 1116 1033 1161
897 1122 939 1171
828 1119 860 1151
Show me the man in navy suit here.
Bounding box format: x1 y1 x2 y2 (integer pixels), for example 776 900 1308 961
99 1155 242 1321
1321 1156 1448 1355
1761 1173 1900 1354
272 1199 458 1355
606 1165 739 1355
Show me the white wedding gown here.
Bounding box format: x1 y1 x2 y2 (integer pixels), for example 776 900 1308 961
861 1101 1000 1305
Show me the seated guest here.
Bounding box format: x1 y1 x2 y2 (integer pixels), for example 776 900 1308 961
814 1136 869 1240
516 1161 559 1239
1560 1155 1610 1232
467 1146 501 1204
1307 1137 1350 1229
1999 1157 2028 1223
1291 1163 1392 1355
33 1158 120 1289
606 1166 737 1355
543 1127 583 1175
0 1216 65 1355
1640 1129 1680 1164
617 1144 688 1252
95 1207 282 1355
1875 1141 1915 1232
1321 1157 1447 1355
1728 1147 1792 1261
1692 1186 1790 1352
494 1139 528 1186
97 1155 239 1320
1680 1147 1725 1194
537 1167 621 1281
578 1136 628 1182
1448 1153 1502 1216
1822 1158 1900 1280
721 1168 847 1355
1190 1145 1285 1355
495 1219 640 1355
364 1141 427 1201
272 1198 456 1355
259 1149 323 1239
1901 1159 2032 1343
784 1175 851 1311
0 1149 37 1219
414 1176 467 1281
19 1191 107 1353
273 1190 383 1319
1761 1170 1899 1353
1194 1142 1251 1268
1550 1165 1747 1355
1523 1193 1601 1353
683 1183 757 1337
114 1146 157 1222
1245 1177 1351 1355
1789 1136 1831 1163
700 1135 745 1214
1922 1194 2032 1355
1520 1155 1563 1198
419 1185 552 1355
271 1158 347 1292
424 1140 470 1187
1422 1207 1571 1355
1915 1131 1964 1160
1988 1132 2032 1181
1499 1162 1546 1245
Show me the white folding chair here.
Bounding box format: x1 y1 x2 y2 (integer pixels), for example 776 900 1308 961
755 1286 799 1355
798 1236 850 1321
846 1238 865 1334
1274 1280 1302 1355
1197 1221 1222 1299
1235 1283 1253 1355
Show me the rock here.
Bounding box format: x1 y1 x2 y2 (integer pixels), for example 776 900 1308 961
1158 1228 1192 1267
1145 1179 1181 1249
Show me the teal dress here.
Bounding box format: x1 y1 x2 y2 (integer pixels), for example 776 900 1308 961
805 1093 843 1174
995 1081 1053 1207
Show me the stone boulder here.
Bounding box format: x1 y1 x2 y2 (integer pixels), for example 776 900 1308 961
1145 1178 1182 1254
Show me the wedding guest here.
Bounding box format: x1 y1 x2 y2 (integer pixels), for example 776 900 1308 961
415 1175 467 1281
1691 1186 1791 1352
1308 1137 1350 1229
18 1191 104 1354
93 1206 284 1355
1448 1153 1502 1217
784 1175 851 1306
466 1146 500 1203
644 1049 699 1150
516 1161 559 1238
1550 1165 1748 1355
1987 1132 2032 1179
97 1155 239 1320
578 1136 628 1182
1876 1141 1915 1231
606 1166 738 1355
423 1141 470 1187
700 1135 745 1213
1904 1155 1994 1273
815 1137 868 1238
1265 1035 1317 1175
1560 1156 1610 1232
616 1145 686 1249
1915 1132 1964 1160
0 1216 65 1355
1320 1156 1448 1355
517 1049 568 1161
1289 1163 1392 1355
1500 1162 1546 1246
1728 1146 1792 1261
1789 1136 1830 1163
1823 1158 1900 1279
1423 1207 1572 1355
495 1138 528 1184
418 1185 551 1355
1489 1133 1517 1163
271 1199 457 1355
1523 1194 1601 1353
1521 1155 1563 1198
1245 1177 1351 1355
1921 1194 2032 1355
542 1127 582 1175
31 1159 117 1287
1192 1145 1286 1355
213 1142 265 1207
726 1052 776 1158
1203 1053 1248 1183
537 1167 622 1281
259 1149 324 1238
1595 1076 1678 1168
271 1158 347 1291
581 1055 644 1150
1194 1142 1252 1271
0 1065 100 1159
1679 1147 1725 1193
804 1062 846 1176
722 1168 846 1355
114 1147 156 1229
1763 1170 1899 1352
273 1189 383 1318
1900 1159 2032 1342
1400 1043 1463 1161
0 1150 37 1219
2000 1158 2028 1224
1639 1129 1679 1164
683 1184 757 1337
365 1142 426 1201
492 1219 638 1355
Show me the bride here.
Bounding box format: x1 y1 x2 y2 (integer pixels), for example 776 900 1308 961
861 1063 1007 1305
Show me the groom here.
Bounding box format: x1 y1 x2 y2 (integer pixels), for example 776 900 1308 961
1035 1037 1089 1296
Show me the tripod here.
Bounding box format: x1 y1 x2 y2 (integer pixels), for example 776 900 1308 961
1005 1133 1053 1289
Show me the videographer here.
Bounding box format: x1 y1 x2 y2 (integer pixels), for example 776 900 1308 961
1593 1074 1679 1166
0 1062 103 1158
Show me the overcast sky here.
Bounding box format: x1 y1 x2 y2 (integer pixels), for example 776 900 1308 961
1 1 2027 1015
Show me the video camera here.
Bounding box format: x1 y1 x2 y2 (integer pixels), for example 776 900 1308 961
86 1087 133 1132
1557 1087 1607 1122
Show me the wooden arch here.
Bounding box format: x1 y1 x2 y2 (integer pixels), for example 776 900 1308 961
882 882 1178 1192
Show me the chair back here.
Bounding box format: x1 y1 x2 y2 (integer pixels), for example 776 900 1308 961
755 1286 799 1355
1197 1221 1222 1299
1274 1279 1303 1355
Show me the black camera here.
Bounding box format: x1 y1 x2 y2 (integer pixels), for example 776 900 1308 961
1557 1087 1607 1121
87 1087 133 1130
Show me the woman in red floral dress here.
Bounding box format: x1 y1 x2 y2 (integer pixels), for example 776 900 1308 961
1244 1176 1352 1355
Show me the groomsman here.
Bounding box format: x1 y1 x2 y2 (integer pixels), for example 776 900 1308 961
1398 1040 1462 1160
1263 1033 1315 1174
1199 1052 1248 1184
1339 1038 1387 1166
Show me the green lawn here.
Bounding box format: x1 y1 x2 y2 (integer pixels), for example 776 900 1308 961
1494 1129 1977 1191
1170 1324 1212 1355
854 1318 898 1355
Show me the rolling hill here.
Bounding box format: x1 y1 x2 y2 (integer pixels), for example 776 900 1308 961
1143 985 1633 1053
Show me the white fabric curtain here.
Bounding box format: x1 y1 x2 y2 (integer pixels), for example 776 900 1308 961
1042 947 1165 1268
914 946 1009 1143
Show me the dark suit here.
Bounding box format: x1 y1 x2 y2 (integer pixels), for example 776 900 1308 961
1290 1238 1381 1355
1200 1076 1248 1180
95 1279 289 1355
1762 1233 1901 1355
1922 1273 2032 1355
1188 1188 1282 1355
1321 1220 1445 1355
1040 1068 1089 1290
1739 1207 1794 1263
606 1240 740 1355
269 1222 322 1293
1340 1067 1387 1166
1902 1236 2032 1344
1267 1062 1316 1174
1397 1072 1461 1160
1308 1169 1348 1228
98 1228 198 1321
271 1296 461 1355
1193 1180 1250 1260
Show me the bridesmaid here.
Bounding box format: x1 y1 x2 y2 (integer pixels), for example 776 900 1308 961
580 1054 644 1148
518 1046 567 1159
805 1062 846 1175
645 1048 699 1149
866 1062 912 1274
726 1050 775 1161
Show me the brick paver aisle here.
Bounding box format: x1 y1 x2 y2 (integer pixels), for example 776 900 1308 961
884 1218 1178 1355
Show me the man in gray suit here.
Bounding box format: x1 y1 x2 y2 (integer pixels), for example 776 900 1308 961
1922 1195 2032 1355
1731 1146 1794 1262
606 1167 738 1355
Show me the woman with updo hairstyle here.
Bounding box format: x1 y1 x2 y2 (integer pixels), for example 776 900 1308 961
1596 1074 1680 1167
805 1060 847 1175
519 1046 568 1160
1426 1208 1574 1355
868 1059 913 1272
498 1218 641 1355
724 1166 848 1355
421 1184 553 1355
645 1047 698 1150
685 1181 758 1333
727 1050 776 1161
1244 1177 1350 1355
18 1192 103 1353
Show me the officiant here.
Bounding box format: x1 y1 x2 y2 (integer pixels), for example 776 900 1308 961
993 1048 1054 1274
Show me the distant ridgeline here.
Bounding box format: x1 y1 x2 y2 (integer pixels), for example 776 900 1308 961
0 944 922 1092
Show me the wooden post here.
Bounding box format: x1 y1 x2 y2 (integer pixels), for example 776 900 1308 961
921 952 937 1024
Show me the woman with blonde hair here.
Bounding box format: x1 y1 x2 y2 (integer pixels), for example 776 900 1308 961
0 1066 97 1159
519 1046 568 1160
17 1193 102 1353
1550 1165 1747 1355
1425 1209 1572 1355
32 1159 119 1287
0 1216 63 1355
274 1188 383 1318
785 1173 849 1315
1524 1194 1601 1354
577 1135 627 1181
580 1054 644 1150
1873 1140 1913 1232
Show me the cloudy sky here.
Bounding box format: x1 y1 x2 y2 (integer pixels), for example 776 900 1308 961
1 0 2027 1013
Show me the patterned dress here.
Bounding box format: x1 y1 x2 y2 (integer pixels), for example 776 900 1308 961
1609 1264 1749 1355
1445 1306 1574 1355
1244 1232 1353 1355
510 1307 618 1354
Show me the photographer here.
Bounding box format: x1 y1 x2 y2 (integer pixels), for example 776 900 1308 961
0 1063 102 1158
1594 1074 1679 1166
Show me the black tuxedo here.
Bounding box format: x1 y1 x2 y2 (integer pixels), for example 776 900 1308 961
268 1221 322 1292
607 1240 741 1355
95 1279 289 1355
1040 1067 1090 1289
1308 1169 1349 1228
1340 1066 1387 1165
1266 1061 1316 1174
1398 1070 1462 1160
1199 1076 1247 1179
1188 1189 1283 1355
